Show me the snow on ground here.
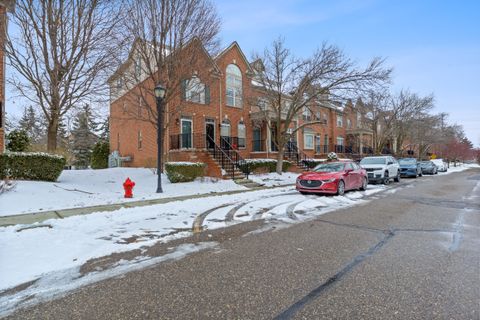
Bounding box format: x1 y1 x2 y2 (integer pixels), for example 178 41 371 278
0 168 246 217
0 184 388 295
249 172 299 187
438 163 480 175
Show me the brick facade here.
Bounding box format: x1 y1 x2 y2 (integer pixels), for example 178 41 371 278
109 40 375 174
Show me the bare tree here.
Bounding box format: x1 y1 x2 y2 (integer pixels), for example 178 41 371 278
6 0 123 152
116 0 221 132
250 38 392 173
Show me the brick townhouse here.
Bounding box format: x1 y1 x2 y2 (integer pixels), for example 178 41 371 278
0 0 14 153
109 39 374 178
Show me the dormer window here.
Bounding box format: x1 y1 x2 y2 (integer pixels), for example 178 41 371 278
226 64 242 107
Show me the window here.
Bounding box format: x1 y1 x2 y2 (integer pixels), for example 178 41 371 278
347 119 352 128
221 119 231 137
237 121 246 148
336 115 343 127
184 76 208 104
337 136 344 146
116 78 123 90
134 56 141 78
137 131 142 149
138 97 142 118
257 98 267 110
303 107 312 121
226 64 242 107
315 135 321 153
316 112 321 121
304 129 314 150
357 111 362 127
323 113 328 124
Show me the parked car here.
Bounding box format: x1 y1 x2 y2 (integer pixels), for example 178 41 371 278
398 158 422 178
431 159 448 172
359 156 400 184
296 161 368 196
419 160 438 175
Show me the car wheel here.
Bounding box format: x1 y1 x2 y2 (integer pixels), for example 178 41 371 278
394 172 401 182
337 180 345 196
360 177 368 191
383 171 390 185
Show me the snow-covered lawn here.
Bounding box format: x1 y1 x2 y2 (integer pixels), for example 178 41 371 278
0 168 246 217
249 172 299 187
0 184 389 298
439 163 480 174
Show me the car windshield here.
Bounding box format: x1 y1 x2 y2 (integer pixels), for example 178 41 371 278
360 158 386 165
313 163 345 173
399 159 416 165
420 161 432 166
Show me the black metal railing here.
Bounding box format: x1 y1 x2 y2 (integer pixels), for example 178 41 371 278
212 136 249 179
285 141 308 169
252 139 265 152
170 133 208 150
335 145 345 153
362 146 374 154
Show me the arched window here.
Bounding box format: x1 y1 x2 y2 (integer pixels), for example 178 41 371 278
226 64 242 107
237 121 246 148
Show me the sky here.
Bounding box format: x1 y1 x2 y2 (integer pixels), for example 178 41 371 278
215 0 480 146
5 0 479 146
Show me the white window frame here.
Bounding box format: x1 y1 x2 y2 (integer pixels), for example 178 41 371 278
226 64 242 107
237 122 246 149
336 115 343 127
186 76 206 104
181 118 193 149
336 136 344 146
220 120 231 137
304 133 314 150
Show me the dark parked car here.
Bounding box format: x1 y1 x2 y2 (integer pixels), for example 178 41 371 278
398 158 422 178
419 161 438 175
296 161 368 196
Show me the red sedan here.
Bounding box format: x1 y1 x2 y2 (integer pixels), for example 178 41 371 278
296 161 368 195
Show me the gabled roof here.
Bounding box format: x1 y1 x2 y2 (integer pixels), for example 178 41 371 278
214 41 254 75
108 37 221 83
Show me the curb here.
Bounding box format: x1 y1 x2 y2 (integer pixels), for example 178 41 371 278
0 183 295 227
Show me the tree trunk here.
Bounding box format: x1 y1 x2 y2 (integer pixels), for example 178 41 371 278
47 117 59 152
276 147 285 175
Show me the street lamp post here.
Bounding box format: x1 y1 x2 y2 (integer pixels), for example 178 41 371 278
154 84 166 193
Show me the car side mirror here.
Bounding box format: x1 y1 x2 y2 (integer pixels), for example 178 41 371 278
387 161 393 165
345 168 353 174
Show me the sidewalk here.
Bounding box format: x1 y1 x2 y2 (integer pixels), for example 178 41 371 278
0 184 293 227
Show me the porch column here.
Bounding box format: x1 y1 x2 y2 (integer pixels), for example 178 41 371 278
266 120 271 154
359 133 364 155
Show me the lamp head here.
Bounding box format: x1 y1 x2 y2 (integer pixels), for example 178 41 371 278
154 84 166 99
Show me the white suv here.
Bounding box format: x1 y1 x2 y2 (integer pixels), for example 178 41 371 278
359 156 401 185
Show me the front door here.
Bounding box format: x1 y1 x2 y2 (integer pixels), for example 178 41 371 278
181 119 192 149
205 121 215 149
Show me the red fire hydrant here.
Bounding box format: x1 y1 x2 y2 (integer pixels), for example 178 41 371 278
123 177 135 198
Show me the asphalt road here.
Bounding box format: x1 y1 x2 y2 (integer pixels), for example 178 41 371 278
6 168 480 319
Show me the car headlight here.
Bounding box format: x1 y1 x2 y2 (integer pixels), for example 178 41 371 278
321 178 336 183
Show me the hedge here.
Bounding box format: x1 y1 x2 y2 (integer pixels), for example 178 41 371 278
0 152 66 182
165 162 206 183
239 159 291 174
